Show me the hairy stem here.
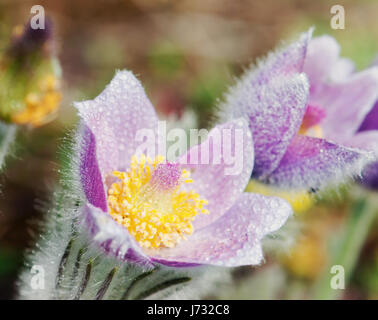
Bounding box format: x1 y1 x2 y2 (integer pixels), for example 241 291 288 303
121 269 156 300
134 277 191 300
0 122 16 170
95 267 117 300
74 259 93 300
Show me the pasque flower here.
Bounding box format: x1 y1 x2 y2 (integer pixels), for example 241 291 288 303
357 99 378 189
75 70 292 267
220 29 378 191
0 18 61 127
355 58 378 190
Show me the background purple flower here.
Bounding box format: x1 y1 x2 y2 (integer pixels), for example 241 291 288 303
220 30 377 191
305 40 378 191
357 89 378 189
75 70 292 267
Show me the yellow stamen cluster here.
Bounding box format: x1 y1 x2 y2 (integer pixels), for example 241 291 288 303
11 74 61 127
298 124 323 138
107 154 209 249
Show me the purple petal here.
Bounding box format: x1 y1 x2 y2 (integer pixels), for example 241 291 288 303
330 58 355 82
179 118 254 229
82 204 153 266
226 74 309 178
78 125 107 211
310 67 378 139
245 28 312 84
341 130 378 155
358 101 378 132
263 135 374 191
219 30 312 178
303 35 341 92
360 161 378 190
356 101 378 190
301 104 327 130
75 70 159 180
149 193 292 267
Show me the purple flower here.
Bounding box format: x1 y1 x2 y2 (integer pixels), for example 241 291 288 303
220 30 377 191
75 71 292 267
305 38 378 191
8 17 53 59
357 58 378 189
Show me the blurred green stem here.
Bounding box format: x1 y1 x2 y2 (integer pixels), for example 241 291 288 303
0 122 16 170
313 196 377 299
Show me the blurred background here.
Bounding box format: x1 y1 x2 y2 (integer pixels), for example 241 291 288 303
0 0 377 299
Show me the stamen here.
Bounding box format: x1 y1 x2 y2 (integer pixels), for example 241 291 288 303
107 155 209 249
150 162 181 191
305 125 323 139
299 105 326 138
11 74 61 127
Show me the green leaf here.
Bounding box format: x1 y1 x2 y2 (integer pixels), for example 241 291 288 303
313 197 378 299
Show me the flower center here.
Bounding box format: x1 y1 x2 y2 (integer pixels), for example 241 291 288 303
107 154 209 249
298 105 326 138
